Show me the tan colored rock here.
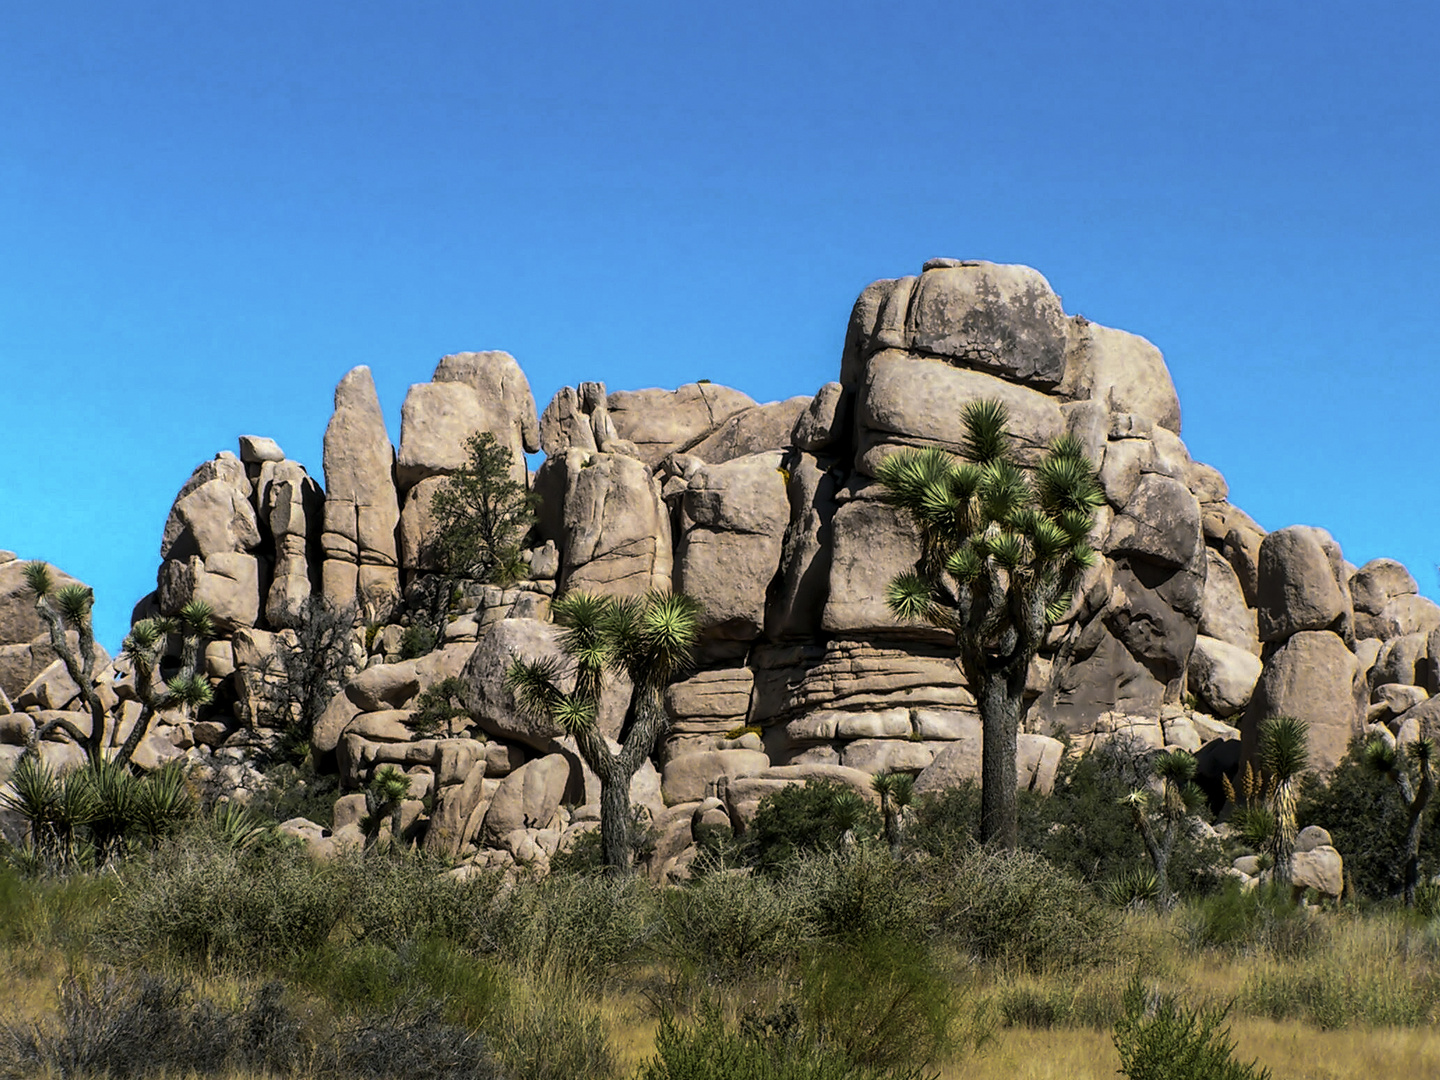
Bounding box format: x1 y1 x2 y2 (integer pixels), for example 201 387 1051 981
16 659 81 712
665 667 754 727
1372 633 1429 689
395 381 491 492
432 350 541 459
904 261 1069 388
320 366 400 613
1256 526 1348 643
347 661 420 712
1289 845 1343 899
1066 321 1181 433
1357 594 1440 642
605 383 758 467
1188 635 1263 718
661 749 770 805
687 397 810 462
160 454 260 561
1017 733 1064 795
792 382 844 451
1106 474 1203 571
822 494 924 636
480 753 572 845
461 618 629 752
751 639 972 721
312 689 363 754
1349 558 1418 615
839 738 945 774
554 450 672 597
855 351 1065 477
1199 549 1260 655
767 454 839 641
675 452 790 641
238 435 285 463
1243 630 1360 772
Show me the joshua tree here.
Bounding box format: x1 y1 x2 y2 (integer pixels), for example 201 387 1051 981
23 562 212 768
871 771 914 858
1363 734 1436 908
1122 749 1204 910
365 764 413 850
415 432 539 650
507 590 701 876
1255 715 1310 887
878 400 1103 848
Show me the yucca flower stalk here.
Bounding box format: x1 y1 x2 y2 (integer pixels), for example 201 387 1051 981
1364 734 1437 908
507 589 701 876
1256 715 1309 888
1121 749 1204 910
877 399 1103 848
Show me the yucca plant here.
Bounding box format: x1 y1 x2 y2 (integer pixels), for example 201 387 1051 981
211 800 269 852
1122 749 1205 910
877 399 1103 848
118 599 215 768
364 765 413 849
133 763 196 848
1363 735 1437 908
507 589 701 876
85 757 140 864
21 563 110 761
1256 716 1309 888
1103 867 1161 909
1 754 63 858
871 771 914 858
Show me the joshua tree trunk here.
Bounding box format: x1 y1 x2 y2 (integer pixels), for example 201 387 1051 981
573 687 669 877
976 667 1024 850
1127 802 1178 911
1400 771 1435 909
32 594 107 761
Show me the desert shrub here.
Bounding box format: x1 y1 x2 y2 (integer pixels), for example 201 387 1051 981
923 845 1120 971
492 872 654 981
1112 976 1269 1080
659 869 812 979
634 1006 929 1080
249 758 341 828
747 780 881 876
909 780 982 858
1242 963 1439 1029
1179 880 1326 959
1298 737 1440 900
103 836 349 972
800 936 961 1072
781 842 930 943
327 1005 504 1080
341 851 504 952
992 973 1127 1030
0 971 308 1079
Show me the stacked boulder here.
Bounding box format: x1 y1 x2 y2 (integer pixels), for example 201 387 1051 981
9 258 1435 880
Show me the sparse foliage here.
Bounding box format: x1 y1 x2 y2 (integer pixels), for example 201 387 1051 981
1362 734 1437 908
1122 749 1205 910
507 590 700 876
262 596 362 751
871 772 914 857
410 677 471 739
877 401 1102 847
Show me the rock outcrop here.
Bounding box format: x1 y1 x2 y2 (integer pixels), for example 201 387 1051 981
7 256 1433 880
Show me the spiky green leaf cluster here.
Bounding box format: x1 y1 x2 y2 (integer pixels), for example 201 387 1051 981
876 399 1103 655
506 589 701 736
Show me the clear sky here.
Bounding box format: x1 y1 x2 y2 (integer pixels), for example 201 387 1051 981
2 2 1436 651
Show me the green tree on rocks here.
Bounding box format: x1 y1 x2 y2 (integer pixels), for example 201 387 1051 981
877 400 1103 848
23 562 213 769
1363 733 1437 908
506 590 701 877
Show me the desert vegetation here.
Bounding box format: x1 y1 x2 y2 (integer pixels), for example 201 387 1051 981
2 736 1440 1080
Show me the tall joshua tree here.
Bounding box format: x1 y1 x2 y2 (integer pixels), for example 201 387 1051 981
1256 715 1309 888
506 590 700 876
1364 734 1436 908
24 562 213 768
1123 749 1204 910
878 400 1103 848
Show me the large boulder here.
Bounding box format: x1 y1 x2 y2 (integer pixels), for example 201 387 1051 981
431 351 541 460
158 552 263 631
902 261 1069 389
854 351 1065 477
1255 526 1348 643
546 450 672 597
605 383 758 467
1066 321 1182 434
1106 474 1203 571
821 491 926 636
394 381 492 492
320 366 401 614
261 461 323 628
0 559 87 699
159 453 259 562
686 398 811 463
461 618 629 753
480 753 572 846
675 452 791 642
1187 635 1263 718
766 454 838 641
1243 630 1360 772
1349 558 1418 616
1198 549 1260 655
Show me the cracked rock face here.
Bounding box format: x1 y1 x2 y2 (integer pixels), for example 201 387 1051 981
23 258 1415 878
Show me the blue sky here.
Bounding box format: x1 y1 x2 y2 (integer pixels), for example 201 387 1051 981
2 1 1436 651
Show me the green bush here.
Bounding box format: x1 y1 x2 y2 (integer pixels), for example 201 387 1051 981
781 842 929 944
659 870 811 979
800 936 958 1072
487 984 618 1080
922 846 1120 972
634 1007 930 1080
1242 963 1440 1029
747 780 881 877
341 851 503 952
103 837 349 972
492 872 654 981
1298 738 1440 901
1112 976 1270 1080
1179 880 1325 959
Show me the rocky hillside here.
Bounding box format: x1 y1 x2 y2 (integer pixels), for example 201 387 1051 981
3 259 1437 879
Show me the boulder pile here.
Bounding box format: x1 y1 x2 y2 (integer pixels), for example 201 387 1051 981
3 260 1436 879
